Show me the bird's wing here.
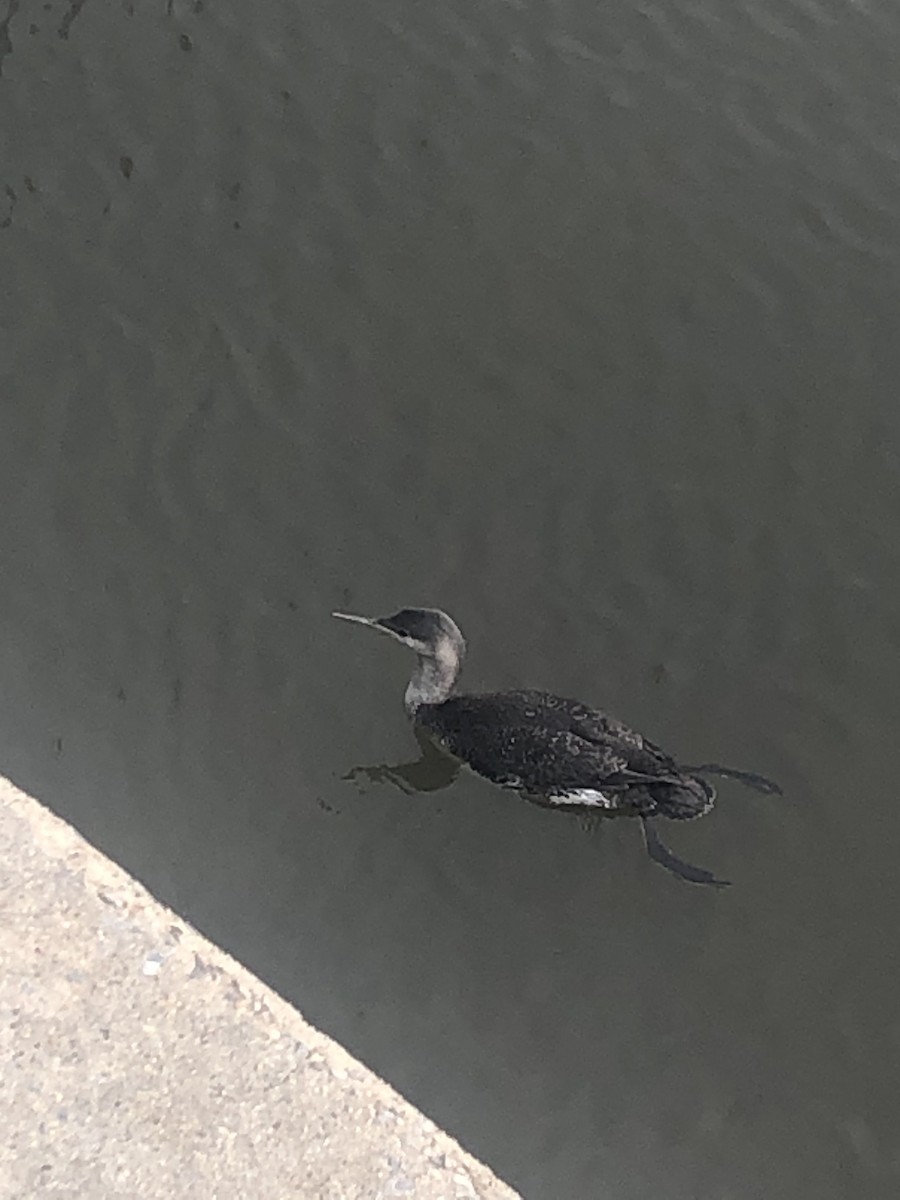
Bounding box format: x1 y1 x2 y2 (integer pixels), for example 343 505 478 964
514 691 647 750
510 690 679 773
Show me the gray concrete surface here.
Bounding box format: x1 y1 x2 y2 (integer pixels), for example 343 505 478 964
0 778 519 1200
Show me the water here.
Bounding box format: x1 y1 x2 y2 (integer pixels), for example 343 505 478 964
2 2 900 1196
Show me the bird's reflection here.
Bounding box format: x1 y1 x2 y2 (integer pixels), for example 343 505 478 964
343 727 460 795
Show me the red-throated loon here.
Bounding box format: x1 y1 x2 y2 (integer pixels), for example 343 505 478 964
334 606 779 886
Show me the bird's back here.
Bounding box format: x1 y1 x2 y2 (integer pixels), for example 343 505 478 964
415 689 714 819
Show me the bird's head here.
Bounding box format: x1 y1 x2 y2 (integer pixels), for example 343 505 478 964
332 606 465 665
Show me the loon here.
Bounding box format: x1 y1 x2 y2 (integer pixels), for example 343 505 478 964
333 607 776 887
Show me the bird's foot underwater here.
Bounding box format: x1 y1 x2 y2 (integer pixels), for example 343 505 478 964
577 811 601 834
684 763 783 796
640 818 730 888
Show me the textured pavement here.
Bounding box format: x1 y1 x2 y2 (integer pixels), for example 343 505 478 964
0 777 519 1200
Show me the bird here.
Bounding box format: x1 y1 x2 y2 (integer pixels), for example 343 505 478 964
333 606 777 886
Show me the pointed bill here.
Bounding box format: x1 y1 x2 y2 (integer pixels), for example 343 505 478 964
331 611 378 627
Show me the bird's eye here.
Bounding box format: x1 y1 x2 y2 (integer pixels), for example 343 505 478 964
395 629 409 639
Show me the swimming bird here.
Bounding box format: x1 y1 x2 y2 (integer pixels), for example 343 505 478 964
333 606 772 886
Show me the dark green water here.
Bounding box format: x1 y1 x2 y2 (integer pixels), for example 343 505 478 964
2 2 900 1196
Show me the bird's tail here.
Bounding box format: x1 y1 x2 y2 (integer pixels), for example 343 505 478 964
654 772 716 820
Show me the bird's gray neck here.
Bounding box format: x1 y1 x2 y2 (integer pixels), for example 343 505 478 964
404 646 460 715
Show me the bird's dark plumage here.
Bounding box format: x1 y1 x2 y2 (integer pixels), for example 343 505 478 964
416 690 715 819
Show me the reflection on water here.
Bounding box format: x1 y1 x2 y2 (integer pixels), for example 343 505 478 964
2 0 900 1196
345 726 462 795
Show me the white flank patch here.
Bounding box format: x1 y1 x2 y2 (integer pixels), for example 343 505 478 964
548 788 617 808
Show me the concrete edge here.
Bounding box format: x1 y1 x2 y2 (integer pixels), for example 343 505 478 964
1 775 520 1199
